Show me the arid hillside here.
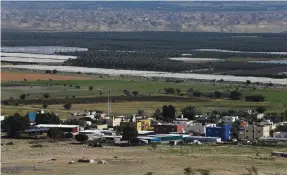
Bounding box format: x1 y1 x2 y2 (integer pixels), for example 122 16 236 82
2 1 287 33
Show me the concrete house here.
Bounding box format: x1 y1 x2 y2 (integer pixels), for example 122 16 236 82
239 125 270 140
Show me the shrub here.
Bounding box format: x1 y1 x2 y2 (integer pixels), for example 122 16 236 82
164 87 175 94
63 103 72 110
245 95 265 102
45 70 52 74
256 106 267 113
230 90 242 100
42 104 48 109
187 88 194 93
214 91 222 99
43 93 50 98
132 91 139 96
65 132 74 139
52 69 58 74
123 89 131 96
175 88 181 94
88 86 94 90
20 94 27 100
75 134 89 143
75 85 81 89
193 91 202 97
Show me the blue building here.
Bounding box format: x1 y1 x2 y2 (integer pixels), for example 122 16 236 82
28 112 37 123
205 124 231 141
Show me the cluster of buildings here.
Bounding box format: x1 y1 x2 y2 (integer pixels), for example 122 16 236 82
6 110 287 145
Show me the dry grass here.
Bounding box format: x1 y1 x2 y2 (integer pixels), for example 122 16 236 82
1 139 287 175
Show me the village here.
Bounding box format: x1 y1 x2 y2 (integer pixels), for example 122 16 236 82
2 106 287 149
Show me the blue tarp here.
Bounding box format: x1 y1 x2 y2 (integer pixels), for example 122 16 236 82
28 112 37 122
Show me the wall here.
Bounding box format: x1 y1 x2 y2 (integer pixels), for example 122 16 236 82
242 125 270 140
107 118 121 127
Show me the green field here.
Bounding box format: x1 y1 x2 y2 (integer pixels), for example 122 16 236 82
1 78 287 118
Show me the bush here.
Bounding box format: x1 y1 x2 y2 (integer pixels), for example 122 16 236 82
164 87 175 94
65 132 74 139
175 88 181 94
63 103 72 110
256 106 267 113
20 94 27 100
42 104 48 109
214 91 222 99
43 93 50 98
187 88 194 93
45 70 52 74
75 134 89 143
88 86 94 90
245 95 265 102
193 91 202 97
52 69 58 74
123 89 130 96
75 85 81 89
230 90 242 100
246 80 251 85
132 91 139 96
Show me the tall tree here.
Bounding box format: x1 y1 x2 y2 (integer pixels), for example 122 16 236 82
47 128 62 142
162 105 176 122
2 113 30 138
34 113 61 125
181 106 197 120
122 126 138 144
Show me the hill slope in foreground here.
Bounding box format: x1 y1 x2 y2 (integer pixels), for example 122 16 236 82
1 1 287 33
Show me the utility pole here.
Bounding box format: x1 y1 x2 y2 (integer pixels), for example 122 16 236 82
107 89 111 117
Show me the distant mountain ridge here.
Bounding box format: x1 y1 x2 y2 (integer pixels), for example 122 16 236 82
2 1 287 33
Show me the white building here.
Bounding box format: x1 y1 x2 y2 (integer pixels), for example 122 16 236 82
222 116 239 124
273 132 287 138
106 117 122 127
0 116 4 121
256 113 264 120
187 123 217 135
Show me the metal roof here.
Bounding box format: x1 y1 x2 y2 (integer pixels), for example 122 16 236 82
35 124 79 128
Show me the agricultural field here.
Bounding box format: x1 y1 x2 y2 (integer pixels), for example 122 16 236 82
1 139 287 175
1 70 287 118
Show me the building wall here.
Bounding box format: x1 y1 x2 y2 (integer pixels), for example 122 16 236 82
96 124 108 130
154 125 178 134
187 123 216 135
120 122 142 131
139 119 151 131
240 125 270 140
206 125 231 141
107 118 122 127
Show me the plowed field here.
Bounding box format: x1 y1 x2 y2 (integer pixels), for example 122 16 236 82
1 71 95 81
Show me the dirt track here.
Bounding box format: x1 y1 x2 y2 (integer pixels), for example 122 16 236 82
1 71 95 81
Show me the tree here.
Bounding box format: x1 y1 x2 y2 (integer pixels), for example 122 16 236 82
64 119 86 127
152 108 162 120
42 104 48 109
2 113 30 138
164 87 175 94
230 90 242 100
20 94 27 100
231 120 241 139
214 91 222 99
88 86 94 90
245 95 265 102
65 132 74 139
43 93 50 98
256 106 266 113
187 88 194 93
137 110 145 117
123 89 131 96
63 103 72 110
52 69 58 74
45 70 52 74
162 105 176 122
175 88 181 94
34 113 61 125
184 167 194 175
75 134 89 143
193 91 202 97
47 128 62 142
182 106 197 120
132 91 139 96
246 80 251 85
122 126 138 144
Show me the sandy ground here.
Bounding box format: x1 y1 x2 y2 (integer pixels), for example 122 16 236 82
1 139 287 175
1 71 95 81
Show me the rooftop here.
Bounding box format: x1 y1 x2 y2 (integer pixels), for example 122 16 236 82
35 124 79 128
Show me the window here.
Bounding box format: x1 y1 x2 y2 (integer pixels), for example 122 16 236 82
246 130 248 132
258 131 260 133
